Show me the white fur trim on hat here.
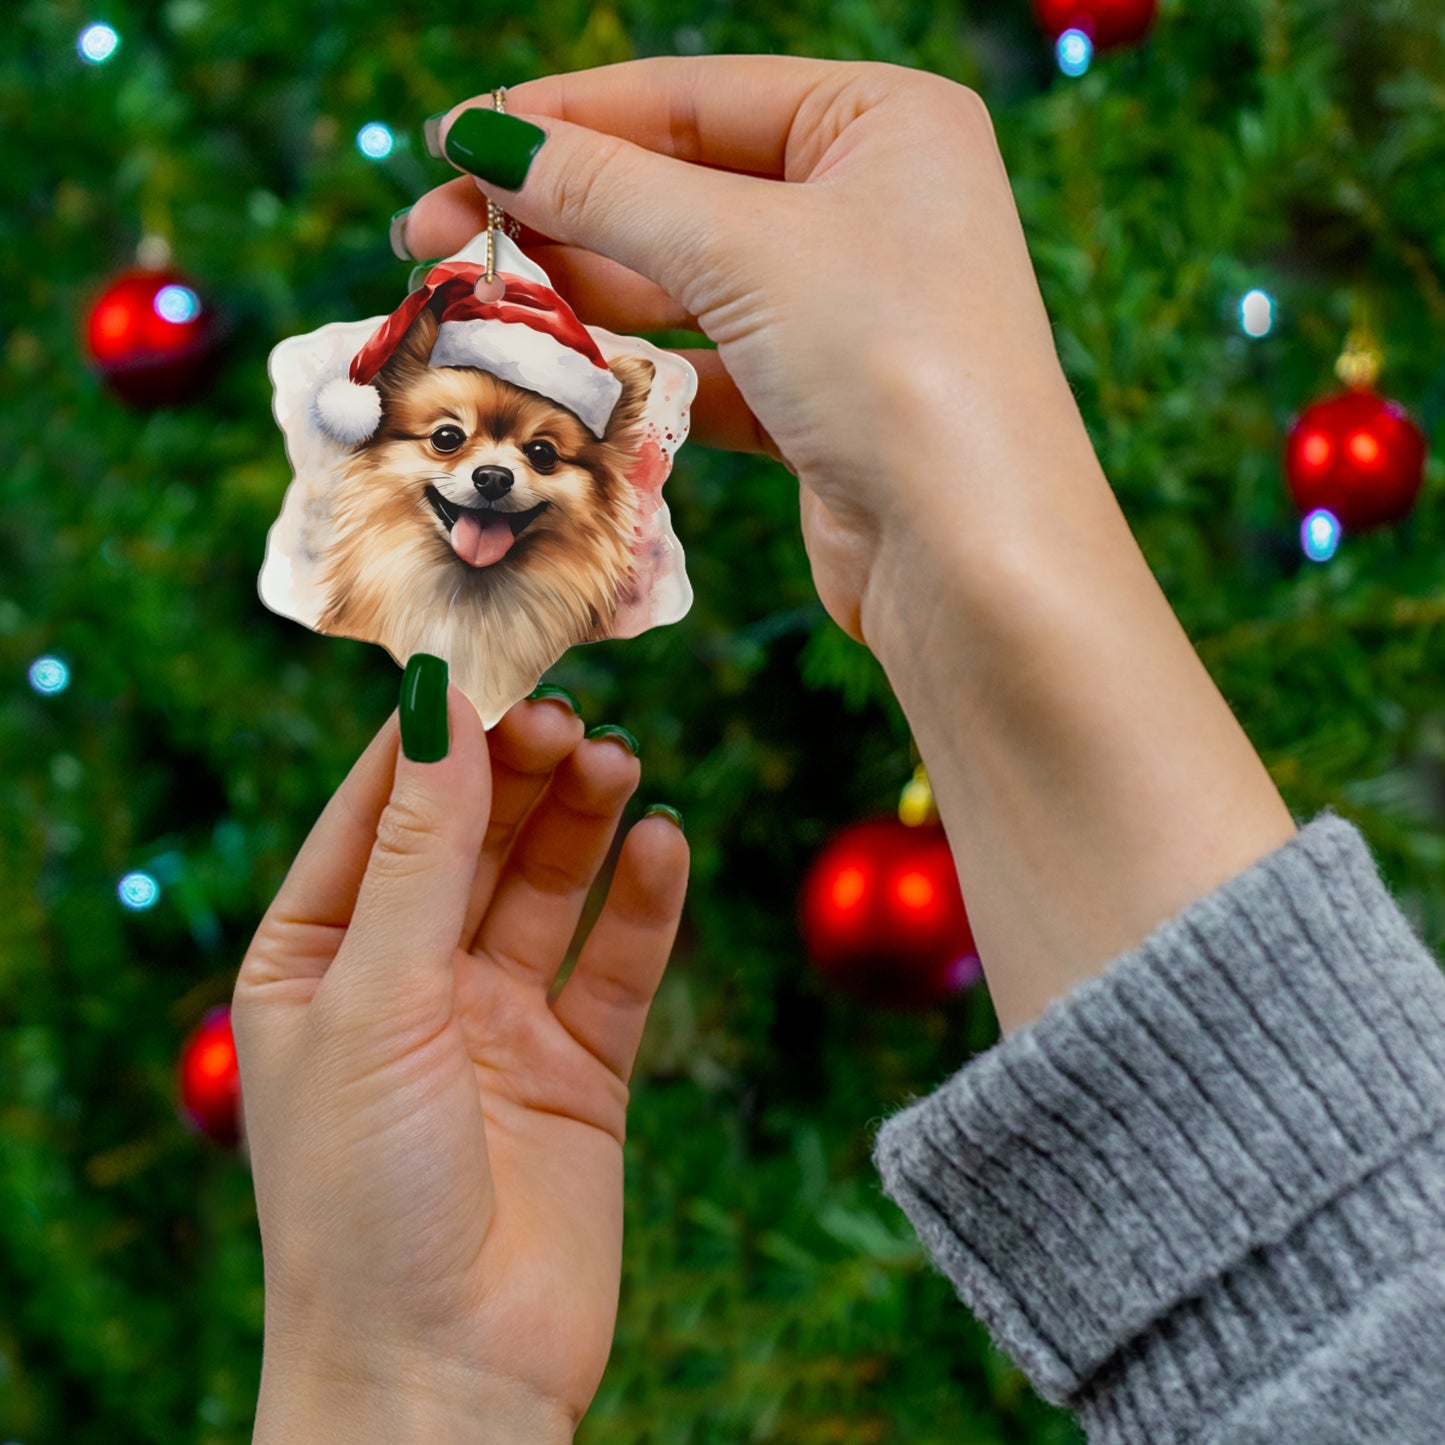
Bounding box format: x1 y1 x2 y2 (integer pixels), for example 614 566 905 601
429 318 623 439
313 376 382 444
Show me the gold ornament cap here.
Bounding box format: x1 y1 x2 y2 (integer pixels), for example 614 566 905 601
898 764 938 827
1335 329 1383 390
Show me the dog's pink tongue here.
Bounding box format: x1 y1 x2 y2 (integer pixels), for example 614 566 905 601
451 511 515 568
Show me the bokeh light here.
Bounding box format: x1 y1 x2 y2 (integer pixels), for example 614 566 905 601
78 22 120 64
1057 29 1093 76
28 657 70 695
118 871 161 910
830 865 867 911
1301 508 1341 563
1240 288 1274 338
356 122 395 159
153 284 201 324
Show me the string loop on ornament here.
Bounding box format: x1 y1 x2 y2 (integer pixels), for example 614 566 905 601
484 87 523 285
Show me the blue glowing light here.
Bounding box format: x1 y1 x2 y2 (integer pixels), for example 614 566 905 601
153 284 201 324
28 657 70 695
1301 508 1341 563
78 22 120 64
118 871 161 910
1240 288 1275 338
357 122 395 159
1057 28 1093 77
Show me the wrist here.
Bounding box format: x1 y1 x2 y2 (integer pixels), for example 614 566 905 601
858 418 1117 682
253 1342 575 1445
856 413 1294 1034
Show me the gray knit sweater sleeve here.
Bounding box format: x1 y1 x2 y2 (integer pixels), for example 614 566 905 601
870 812 1445 1443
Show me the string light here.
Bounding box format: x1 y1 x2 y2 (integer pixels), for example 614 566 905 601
78 22 120 64
28 657 70 695
1057 29 1093 76
153 284 201 324
1301 508 1341 563
356 122 395 159
1239 289 1274 338
118 871 161 910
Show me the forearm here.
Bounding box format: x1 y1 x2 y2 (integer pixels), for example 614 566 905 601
859 377 1296 1034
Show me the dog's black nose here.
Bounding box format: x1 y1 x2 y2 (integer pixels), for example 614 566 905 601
472 466 514 501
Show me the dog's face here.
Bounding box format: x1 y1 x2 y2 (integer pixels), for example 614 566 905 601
369 364 620 570
317 301 656 717
337 304 654 583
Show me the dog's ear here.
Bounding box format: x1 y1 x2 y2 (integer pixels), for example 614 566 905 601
374 304 440 399
604 356 655 443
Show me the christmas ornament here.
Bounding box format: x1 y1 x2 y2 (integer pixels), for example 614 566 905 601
1033 0 1157 50
800 772 980 1011
85 266 222 407
1285 333 1427 534
178 1006 242 1147
262 226 695 727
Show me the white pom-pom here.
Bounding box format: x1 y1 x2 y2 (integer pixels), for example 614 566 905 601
313 377 382 444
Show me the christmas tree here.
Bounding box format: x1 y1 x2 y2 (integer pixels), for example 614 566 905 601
3 0 1443 1440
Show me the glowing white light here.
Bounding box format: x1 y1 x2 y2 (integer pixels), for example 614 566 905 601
118 871 161 910
1057 29 1093 77
78 22 120 64
154 284 201 324
1240 288 1275 338
1301 508 1341 563
357 123 395 159
28 657 70 695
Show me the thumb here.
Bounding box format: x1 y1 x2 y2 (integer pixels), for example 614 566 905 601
441 105 757 317
326 655 490 1019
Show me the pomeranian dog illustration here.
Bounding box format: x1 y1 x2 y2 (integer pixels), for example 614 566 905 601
314 296 655 722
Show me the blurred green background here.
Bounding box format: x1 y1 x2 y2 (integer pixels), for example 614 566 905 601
4 0 1445 1440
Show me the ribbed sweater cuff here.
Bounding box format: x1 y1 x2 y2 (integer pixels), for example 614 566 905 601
870 813 1445 1416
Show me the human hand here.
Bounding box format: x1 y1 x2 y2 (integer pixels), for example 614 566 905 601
401 57 1100 649
401 60 1298 1043
233 676 688 1443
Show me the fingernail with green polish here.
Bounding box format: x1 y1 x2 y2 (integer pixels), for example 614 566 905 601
408 259 442 293
585 723 639 756
423 111 447 160
527 683 581 716
400 653 449 762
443 107 546 191
644 803 684 834
388 206 413 262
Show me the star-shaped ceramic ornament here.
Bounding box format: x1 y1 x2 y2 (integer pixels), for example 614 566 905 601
260 230 695 726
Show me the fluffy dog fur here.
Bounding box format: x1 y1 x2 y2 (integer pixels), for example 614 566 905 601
317 301 654 721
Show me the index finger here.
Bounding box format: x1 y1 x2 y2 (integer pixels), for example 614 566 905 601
449 54 854 180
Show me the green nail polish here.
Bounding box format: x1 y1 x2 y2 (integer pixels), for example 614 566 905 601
443 107 546 191
527 683 582 716
644 803 684 834
423 111 447 160
407 259 442 293
388 206 413 262
400 654 449 762
585 723 639 756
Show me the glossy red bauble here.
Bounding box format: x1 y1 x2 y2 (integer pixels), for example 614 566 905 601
85 267 222 407
1034 0 1157 49
178 1006 242 1147
800 818 980 1011
1284 388 1427 533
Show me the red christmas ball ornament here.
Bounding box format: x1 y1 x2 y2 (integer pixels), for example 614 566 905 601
1285 388 1427 533
1034 0 1157 49
800 817 981 1011
85 266 222 407
178 1005 242 1147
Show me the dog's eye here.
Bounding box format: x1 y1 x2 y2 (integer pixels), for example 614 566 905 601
430 425 466 454
524 440 559 473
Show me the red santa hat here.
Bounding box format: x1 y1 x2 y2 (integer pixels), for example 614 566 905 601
312 263 624 444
